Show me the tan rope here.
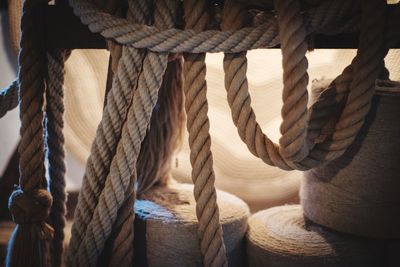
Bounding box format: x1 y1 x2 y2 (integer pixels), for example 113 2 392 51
67 0 359 53
6 0 54 266
7 0 22 55
66 1 150 263
68 1 178 266
306 0 388 163
0 80 19 118
222 0 309 170
45 49 70 267
183 1 228 266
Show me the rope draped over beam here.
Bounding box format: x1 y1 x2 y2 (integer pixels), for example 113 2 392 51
0 0 392 266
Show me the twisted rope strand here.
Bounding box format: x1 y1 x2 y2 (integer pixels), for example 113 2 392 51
6 0 54 266
45 49 69 267
75 1 178 266
68 0 359 53
222 0 309 170
183 1 228 266
305 0 388 163
66 3 149 263
0 81 19 118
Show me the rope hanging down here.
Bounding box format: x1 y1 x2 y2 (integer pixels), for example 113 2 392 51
66 0 150 264
6 0 54 266
183 0 228 266
0 0 392 266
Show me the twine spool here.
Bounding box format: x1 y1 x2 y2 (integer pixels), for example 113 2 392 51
133 180 250 267
246 205 386 267
301 80 400 238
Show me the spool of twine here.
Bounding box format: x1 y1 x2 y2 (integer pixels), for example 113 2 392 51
133 180 249 267
301 80 400 238
246 205 386 267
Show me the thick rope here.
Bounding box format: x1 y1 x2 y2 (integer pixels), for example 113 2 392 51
68 0 359 53
7 0 22 55
45 49 69 267
6 0 54 267
70 1 178 266
221 0 388 171
66 1 149 263
305 0 388 162
183 1 228 266
0 81 19 118
222 0 309 170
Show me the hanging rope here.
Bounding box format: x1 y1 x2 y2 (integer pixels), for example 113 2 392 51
68 0 359 53
66 1 150 263
67 1 179 266
1 0 394 266
183 0 228 266
6 0 53 267
0 81 18 119
45 49 70 267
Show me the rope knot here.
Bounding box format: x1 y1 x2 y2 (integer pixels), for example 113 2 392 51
8 188 53 225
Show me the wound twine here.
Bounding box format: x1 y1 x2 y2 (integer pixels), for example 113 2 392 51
134 181 249 267
246 205 388 267
301 80 400 238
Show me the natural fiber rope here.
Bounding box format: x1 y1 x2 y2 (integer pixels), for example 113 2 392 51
220 0 388 170
222 0 308 170
45 49 69 267
0 80 19 118
67 0 359 53
6 0 54 266
183 1 228 266
68 1 178 266
66 1 149 263
305 0 388 162
7 0 22 55
0 1 20 119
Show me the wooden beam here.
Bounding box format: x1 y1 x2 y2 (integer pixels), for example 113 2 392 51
42 4 400 49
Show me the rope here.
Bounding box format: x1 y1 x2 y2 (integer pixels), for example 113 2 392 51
183 1 228 266
222 0 309 170
7 0 22 55
66 0 149 263
0 80 19 118
305 0 388 163
6 0 54 266
45 49 69 267
68 1 178 265
68 0 359 53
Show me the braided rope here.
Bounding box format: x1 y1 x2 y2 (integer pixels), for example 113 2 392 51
66 2 149 263
183 1 228 266
45 49 69 267
71 1 178 266
68 0 359 53
6 0 54 266
0 81 19 118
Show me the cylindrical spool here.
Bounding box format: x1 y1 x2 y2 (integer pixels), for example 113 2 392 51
301 80 400 238
133 181 250 267
246 205 385 267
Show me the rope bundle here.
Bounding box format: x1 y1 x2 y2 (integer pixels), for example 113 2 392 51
0 0 396 266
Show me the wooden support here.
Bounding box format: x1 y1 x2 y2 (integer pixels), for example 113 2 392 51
41 4 400 50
